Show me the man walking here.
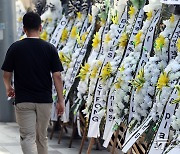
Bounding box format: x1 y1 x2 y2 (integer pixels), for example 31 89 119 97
1 12 64 154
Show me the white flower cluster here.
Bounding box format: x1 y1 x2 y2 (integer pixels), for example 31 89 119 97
171 105 180 142
41 0 63 38
113 51 140 125
133 57 163 121
113 1 160 125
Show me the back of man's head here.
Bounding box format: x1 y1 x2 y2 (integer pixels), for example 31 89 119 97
23 12 41 31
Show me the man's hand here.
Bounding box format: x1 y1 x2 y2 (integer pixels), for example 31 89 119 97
56 100 65 116
6 86 15 98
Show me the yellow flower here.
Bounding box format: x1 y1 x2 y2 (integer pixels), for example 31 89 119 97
77 12 82 19
131 69 145 92
58 52 71 67
119 33 128 48
40 31 48 41
19 36 25 40
47 18 52 22
81 32 88 43
100 18 106 26
157 72 169 90
105 34 111 44
61 28 68 42
63 89 66 96
146 11 153 20
76 33 81 45
112 14 119 25
77 63 90 81
114 77 123 90
134 31 143 47
177 38 180 52
92 32 100 48
100 62 112 82
155 35 165 51
88 14 92 23
18 17 22 22
90 66 98 79
119 65 125 72
170 14 175 23
71 26 78 39
128 6 136 18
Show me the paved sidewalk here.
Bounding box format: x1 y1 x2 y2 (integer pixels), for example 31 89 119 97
0 122 111 154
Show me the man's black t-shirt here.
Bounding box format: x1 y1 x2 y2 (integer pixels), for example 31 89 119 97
1 38 63 104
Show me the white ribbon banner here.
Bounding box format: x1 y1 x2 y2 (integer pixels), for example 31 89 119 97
102 8 145 146
50 16 68 47
87 7 128 138
125 8 145 57
169 20 180 60
122 116 153 153
128 9 161 123
64 25 94 100
160 0 180 4
73 17 89 52
148 88 178 154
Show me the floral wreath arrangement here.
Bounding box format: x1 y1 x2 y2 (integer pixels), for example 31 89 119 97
129 14 179 132
40 0 63 41
112 0 158 130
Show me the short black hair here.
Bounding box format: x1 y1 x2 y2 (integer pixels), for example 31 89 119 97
23 12 41 31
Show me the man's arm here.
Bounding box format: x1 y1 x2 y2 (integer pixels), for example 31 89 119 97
3 71 15 97
52 71 65 116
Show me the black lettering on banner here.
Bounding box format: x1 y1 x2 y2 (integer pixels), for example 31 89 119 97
83 26 87 33
109 108 113 112
164 121 168 129
98 84 102 90
95 103 101 109
135 133 140 139
128 47 134 52
149 27 153 32
133 32 137 35
112 40 116 45
74 66 78 71
109 115 113 120
55 33 58 38
93 109 98 115
146 35 151 42
76 60 81 64
58 27 61 31
130 41 134 45
159 133 165 139
110 95 114 100
115 35 119 39
141 60 146 67
154 142 162 150
110 47 114 51
96 97 100 102
110 100 113 106
132 107 135 112
121 19 126 24
51 39 56 45
165 113 171 120
97 89 101 95
77 43 81 49
108 52 113 58
119 24 125 29
92 116 98 122
61 20 66 26
135 26 140 31
153 17 158 23
71 73 76 78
